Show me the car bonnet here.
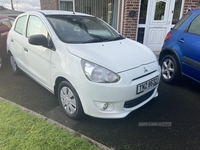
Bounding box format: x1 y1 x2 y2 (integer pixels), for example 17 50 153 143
67 38 157 73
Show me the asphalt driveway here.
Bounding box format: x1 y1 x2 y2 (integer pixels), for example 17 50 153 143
0 61 200 150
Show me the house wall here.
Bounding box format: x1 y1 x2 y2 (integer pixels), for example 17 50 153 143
122 0 139 40
183 0 199 14
40 0 58 10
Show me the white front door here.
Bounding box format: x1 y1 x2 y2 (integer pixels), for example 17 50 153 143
144 0 175 51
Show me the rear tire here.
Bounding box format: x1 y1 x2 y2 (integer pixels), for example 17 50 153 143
9 53 20 75
58 81 84 119
160 54 181 84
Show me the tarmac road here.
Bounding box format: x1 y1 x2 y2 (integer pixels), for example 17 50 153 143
0 61 200 150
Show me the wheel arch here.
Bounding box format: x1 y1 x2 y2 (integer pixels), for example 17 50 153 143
54 76 68 97
159 48 182 72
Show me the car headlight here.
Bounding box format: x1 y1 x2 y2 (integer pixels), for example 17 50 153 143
81 59 120 83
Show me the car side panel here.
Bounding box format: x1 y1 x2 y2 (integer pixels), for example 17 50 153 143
7 30 28 71
178 32 200 81
22 37 52 89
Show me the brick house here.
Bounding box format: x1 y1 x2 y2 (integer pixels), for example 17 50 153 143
40 0 200 51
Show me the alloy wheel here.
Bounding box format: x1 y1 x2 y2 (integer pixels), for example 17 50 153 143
162 58 174 80
10 55 17 72
60 86 77 115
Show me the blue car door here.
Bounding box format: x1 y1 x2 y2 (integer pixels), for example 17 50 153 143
178 15 200 82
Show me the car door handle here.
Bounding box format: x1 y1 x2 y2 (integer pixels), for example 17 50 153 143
178 38 185 43
24 48 28 52
11 39 14 42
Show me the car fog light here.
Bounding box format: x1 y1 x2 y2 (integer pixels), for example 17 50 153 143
95 102 108 110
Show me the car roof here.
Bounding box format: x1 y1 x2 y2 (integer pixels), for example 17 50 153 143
188 8 200 15
22 10 93 17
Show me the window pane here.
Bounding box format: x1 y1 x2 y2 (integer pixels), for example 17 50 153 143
59 0 118 29
47 15 123 43
139 0 148 24
172 0 182 24
154 1 166 20
14 16 26 34
27 16 47 37
137 28 145 43
60 1 73 11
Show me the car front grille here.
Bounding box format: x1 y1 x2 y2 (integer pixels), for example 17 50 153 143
124 89 155 108
132 70 156 81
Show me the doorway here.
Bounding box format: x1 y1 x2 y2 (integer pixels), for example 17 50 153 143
137 0 184 51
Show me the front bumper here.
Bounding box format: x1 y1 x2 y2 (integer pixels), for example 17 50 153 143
74 62 161 118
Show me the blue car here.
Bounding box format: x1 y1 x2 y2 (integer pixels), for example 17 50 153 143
159 8 200 84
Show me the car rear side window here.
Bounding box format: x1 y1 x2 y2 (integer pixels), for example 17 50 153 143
14 15 27 35
173 13 191 30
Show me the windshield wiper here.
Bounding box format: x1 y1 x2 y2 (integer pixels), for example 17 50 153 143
112 36 125 41
84 38 111 43
83 35 125 43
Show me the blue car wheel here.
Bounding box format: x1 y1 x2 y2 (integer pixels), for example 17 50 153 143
160 54 181 84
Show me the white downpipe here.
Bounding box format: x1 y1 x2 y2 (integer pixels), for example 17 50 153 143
120 0 124 34
180 0 185 18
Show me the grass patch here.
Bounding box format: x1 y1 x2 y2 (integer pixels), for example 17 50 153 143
0 98 101 150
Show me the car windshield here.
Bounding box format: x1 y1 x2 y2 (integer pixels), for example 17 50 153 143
47 15 124 43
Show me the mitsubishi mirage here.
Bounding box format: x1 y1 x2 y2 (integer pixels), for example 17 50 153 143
7 10 160 119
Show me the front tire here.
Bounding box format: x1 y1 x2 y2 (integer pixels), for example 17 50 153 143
10 53 20 75
160 54 181 84
58 81 84 119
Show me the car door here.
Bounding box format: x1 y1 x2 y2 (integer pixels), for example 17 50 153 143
8 15 28 71
23 15 52 89
178 14 200 82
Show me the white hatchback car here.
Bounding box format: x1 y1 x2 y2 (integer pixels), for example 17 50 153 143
7 10 160 119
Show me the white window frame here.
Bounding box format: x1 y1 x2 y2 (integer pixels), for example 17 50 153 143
59 0 75 13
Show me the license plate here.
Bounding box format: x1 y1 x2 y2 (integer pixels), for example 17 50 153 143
136 76 159 94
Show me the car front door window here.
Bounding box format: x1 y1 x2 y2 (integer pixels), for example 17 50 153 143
26 15 48 38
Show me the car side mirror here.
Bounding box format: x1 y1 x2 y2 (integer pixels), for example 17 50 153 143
28 34 48 47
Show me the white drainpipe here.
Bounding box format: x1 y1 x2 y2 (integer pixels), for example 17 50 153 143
120 0 124 34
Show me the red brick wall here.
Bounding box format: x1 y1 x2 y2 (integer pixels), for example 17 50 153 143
122 0 139 40
183 0 199 14
40 0 58 10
